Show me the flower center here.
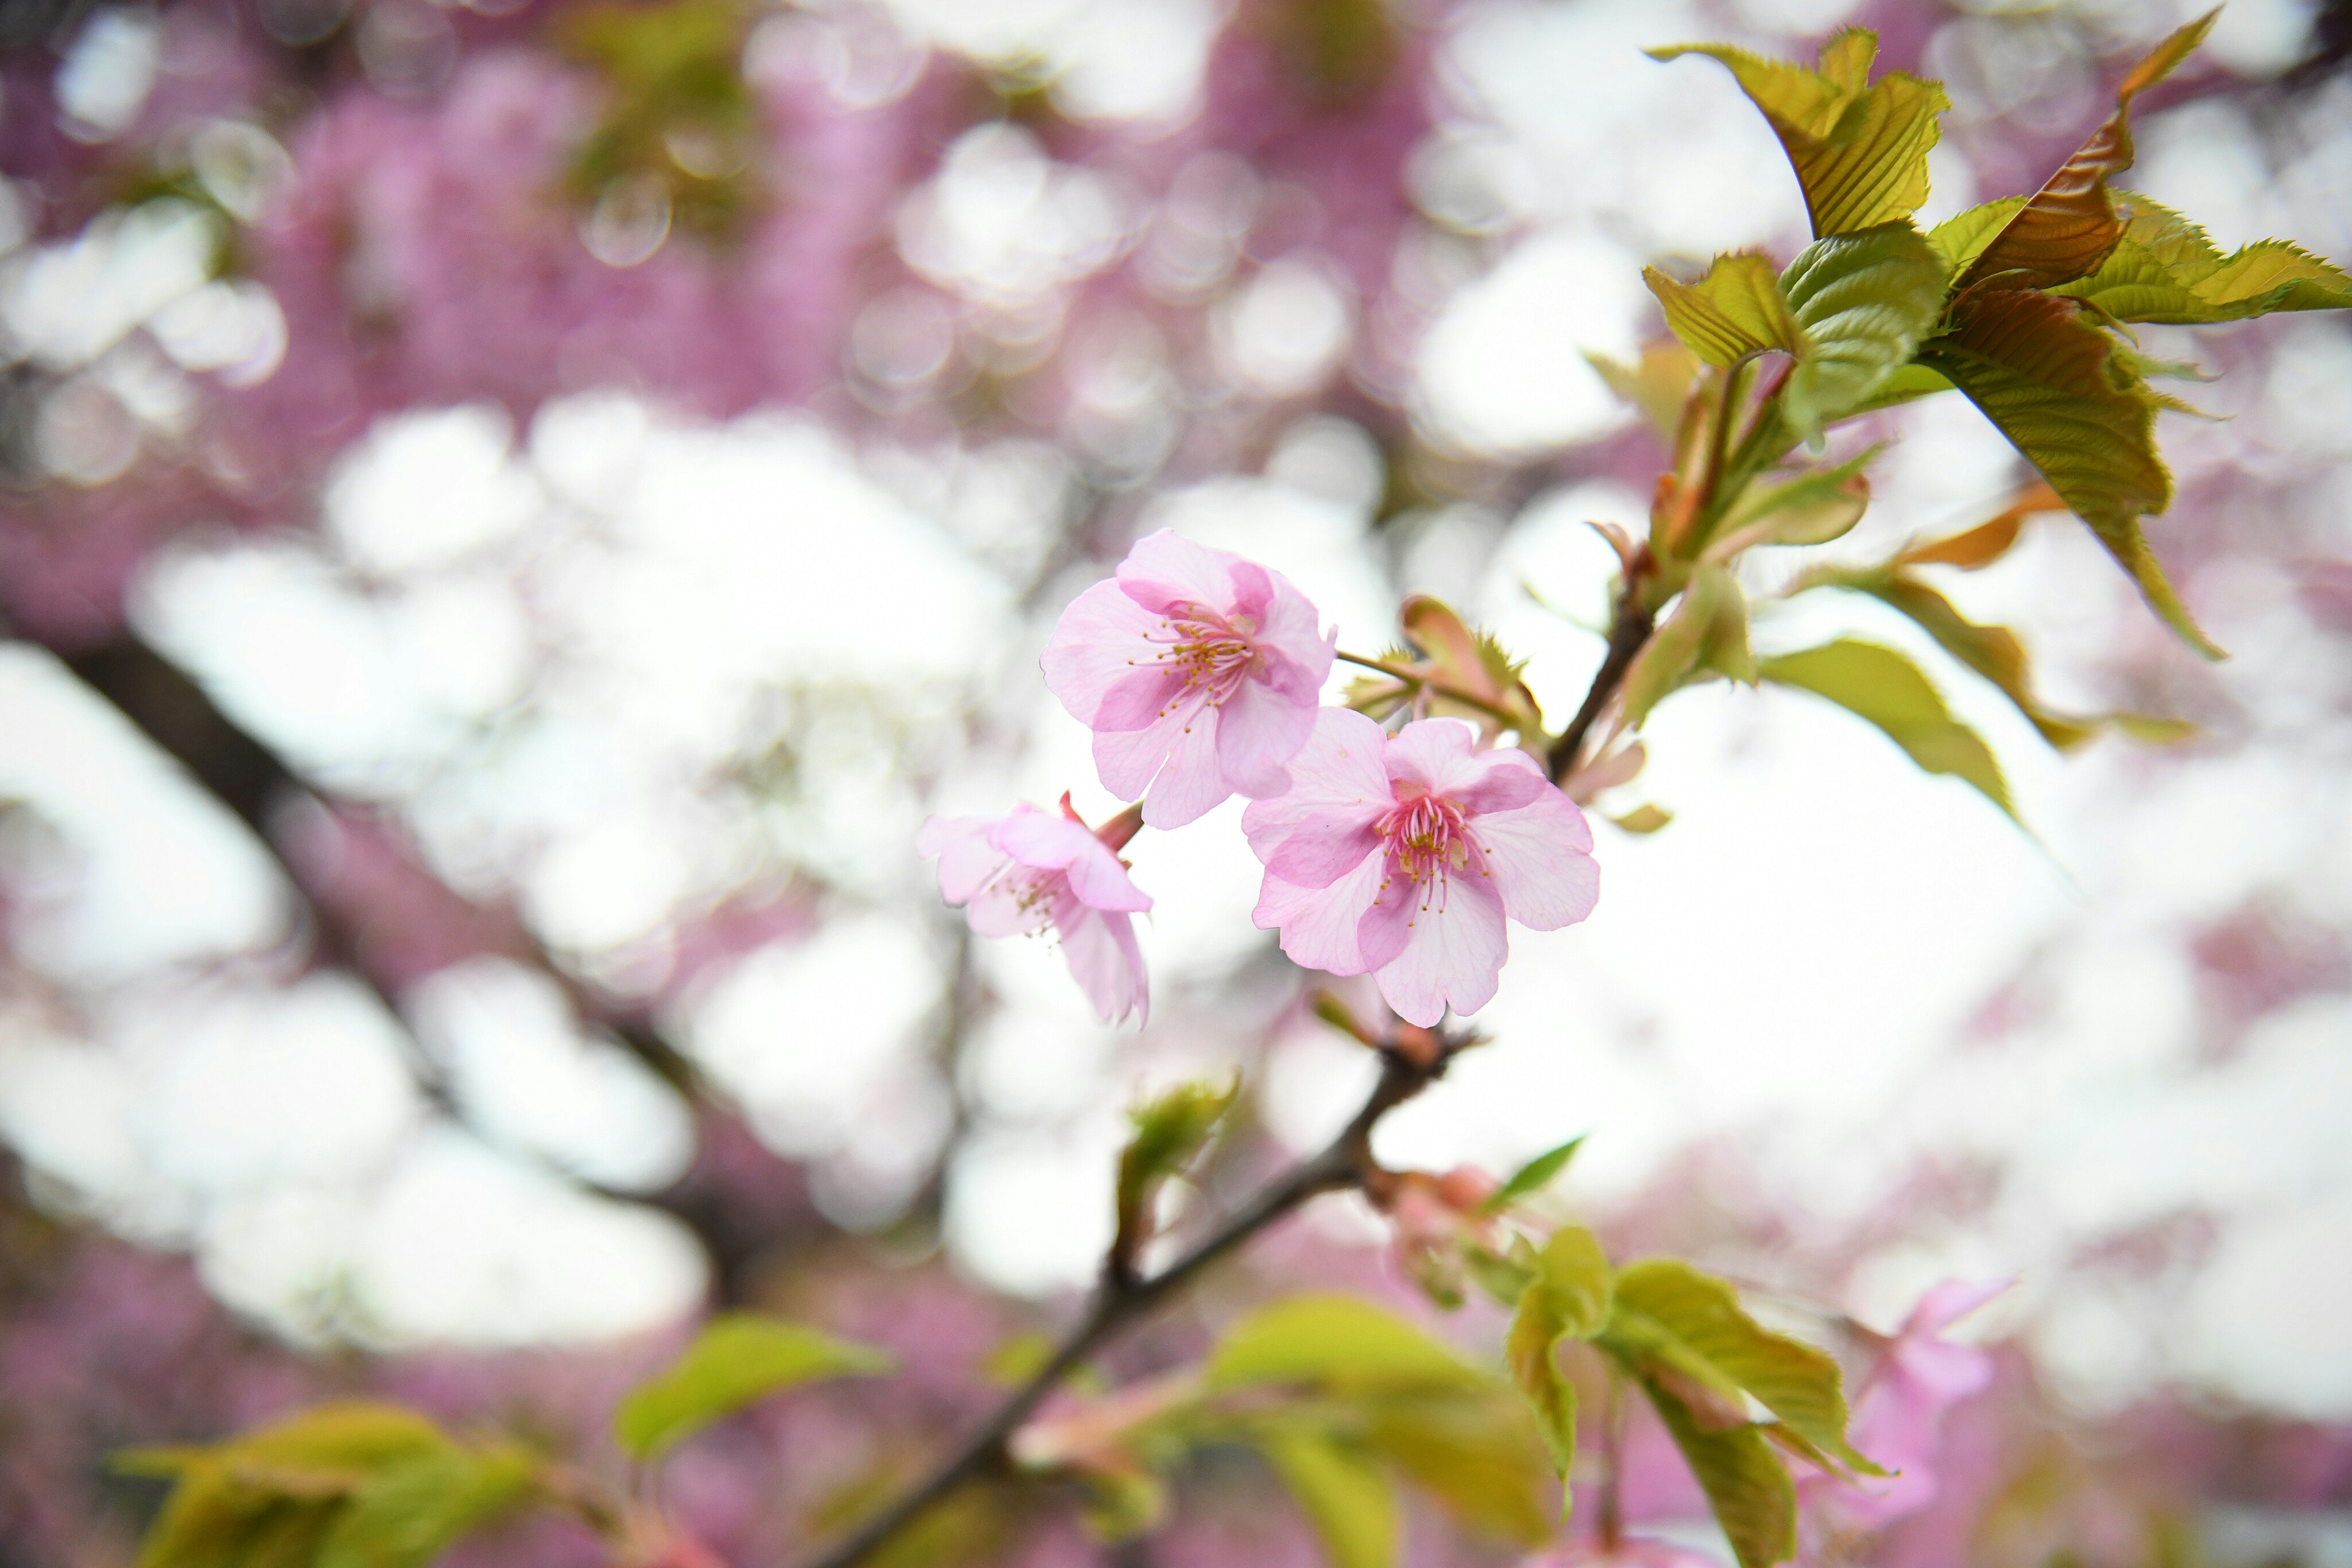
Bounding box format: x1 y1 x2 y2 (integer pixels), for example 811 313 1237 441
1142 605 1261 707
1378 792 1474 891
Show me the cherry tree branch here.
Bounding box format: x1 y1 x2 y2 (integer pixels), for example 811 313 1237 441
1545 589 1654 784
795 1043 1454 1568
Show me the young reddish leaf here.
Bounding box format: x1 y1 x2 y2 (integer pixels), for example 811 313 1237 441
1636 1378 1798 1568
1206 1294 1487 1395
1956 10 2217 293
615 1316 894 1460
1504 1227 1613 1512
1894 481 2060 570
1778 222 1948 434
1917 288 2217 657
1114 1074 1240 1271
1645 254 1802 369
1648 31 1948 240
1760 639 2016 820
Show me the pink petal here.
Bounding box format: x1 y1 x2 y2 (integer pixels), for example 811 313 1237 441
1904 1277 2015 1339
1384 717 1482 796
965 869 1055 937
1254 853 1386 974
1241 707 1393 888
1362 868 1507 1027
1093 695 1207 802
990 809 1152 914
1450 745 1553 814
1466 791 1599 931
1093 665 1190 732
1060 905 1149 1024
1253 571 1336 703
1138 707 1231 828
1215 675 1316 799
1115 529 1243 616
918 816 1010 907
1041 578 1170 725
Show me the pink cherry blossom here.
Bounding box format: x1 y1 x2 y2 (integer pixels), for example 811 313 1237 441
1243 710 1599 1027
1805 1279 2010 1532
1041 530 1336 829
918 799 1152 1025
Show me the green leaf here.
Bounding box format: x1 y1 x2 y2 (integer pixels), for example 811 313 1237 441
1620 565 1753 728
1956 11 2215 293
1607 804 1675 834
1361 1390 1553 1547
1483 1136 1588 1215
1256 1428 1398 1568
1637 1379 1797 1568
1758 639 2016 819
1778 222 1948 434
615 1316 895 1460
1115 1074 1240 1265
1076 1467 1168 1543
316 1447 540 1568
1917 287 2217 657
1504 1227 1613 1511
1462 1237 1539 1308
1649 31 1948 239
1588 339 1701 447
2051 192 2352 323
1605 1261 1877 1475
1206 1294 1483 1396
1838 361 1953 418
1928 197 2028 277
1645 253 1802 369
1712 448 1876 554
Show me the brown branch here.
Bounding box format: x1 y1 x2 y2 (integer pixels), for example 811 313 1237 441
794 1044 1453 1568
1545 590 1654 783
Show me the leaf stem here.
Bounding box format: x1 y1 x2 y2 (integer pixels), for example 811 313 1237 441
791 1046 1454 1568
1333 650 1525 729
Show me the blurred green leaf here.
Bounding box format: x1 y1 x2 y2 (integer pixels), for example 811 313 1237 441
1361 1390 1553 1546
316 1447 539 1568
1759 639 2015 819
1604 1261 1877 1476
1115 1074 1240 1267
1463 1237 1539 1309
615 1316 894 1460
1588 340 1702 447
556 0 761 243
1621 566 1753 728
1779 222 1948 434
1483 1137 1588 1215
1607 804 1675 834
1505 1227 1612 1510
1648 31 1948 239
1917 288 2216 657
1206 1295 1484 1396
1637 1378 1797 1568
1254 1428 1397 1568
1955 12 2214 293
1075 1466 1168 1543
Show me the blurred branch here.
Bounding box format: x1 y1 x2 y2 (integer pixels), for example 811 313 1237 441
55 633 783 1292
796 1040 1457 1568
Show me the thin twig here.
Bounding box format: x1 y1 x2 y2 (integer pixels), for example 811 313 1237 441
793 1046 1450 1568
1545 593 1654 783
1333 650 1525 729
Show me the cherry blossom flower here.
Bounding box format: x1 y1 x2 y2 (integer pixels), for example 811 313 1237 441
918 798 1152 1024
1243 710 1598 1027
1804 1279 2010 1532
1042 530 1336 828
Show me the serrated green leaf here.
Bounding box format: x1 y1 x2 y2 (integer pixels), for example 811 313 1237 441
1779 222 1948 433
1255 1429 1397 1568
615 1316 895 1460
1649 31 1947 240
316 1447 540 1568
1206 1294 1483 1395
1360 1390 1552 1547
1483 1137 1589 1214
1606 1261 1877 1476
1646 253 1803 369
1917 288 2217 657
1758 639 2016 819
2051 192 2352 323
1713 448 1876 554
1957 11 2215 293
1928 197 2029 277
1504 1227 1612 1511
1588 339 1701 447
1115 1074 1240 1265
1636 1379 1796 1568
1621 566 1753 728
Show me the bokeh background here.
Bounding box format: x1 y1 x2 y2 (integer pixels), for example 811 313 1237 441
3 0 2351 1562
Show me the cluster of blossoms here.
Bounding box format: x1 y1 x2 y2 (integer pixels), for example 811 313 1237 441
922 531 1602 1027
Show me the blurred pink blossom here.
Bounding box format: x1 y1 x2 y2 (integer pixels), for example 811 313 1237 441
919 798 1152 1023
1243 710 1597 1025
1044 530 1336 828
1520 1537 1724 1568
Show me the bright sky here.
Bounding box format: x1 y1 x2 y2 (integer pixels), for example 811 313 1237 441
1 0 2349 1422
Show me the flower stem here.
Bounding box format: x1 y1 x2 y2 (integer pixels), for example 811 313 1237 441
1333 650 1525 729
791 1045 1455 1568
